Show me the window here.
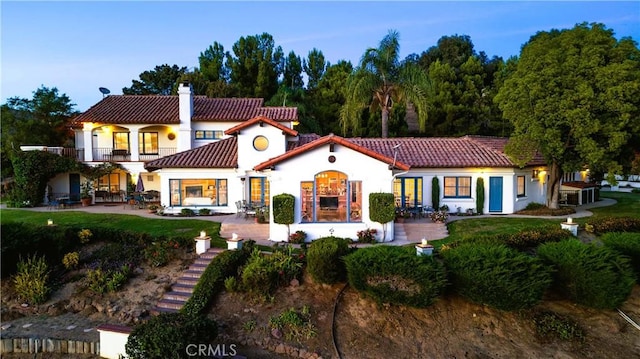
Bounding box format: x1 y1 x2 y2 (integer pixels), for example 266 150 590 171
444 177 471 198
517 176 526 197
194 130 223 140
113 132 129 151
253 136 269 151
169 179 227 206
393 177 423 208
299 171 361 223
139 132 158 154
249 177 270 207
98 173 120 192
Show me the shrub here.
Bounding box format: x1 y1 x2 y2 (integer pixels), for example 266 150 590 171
289 230 307 244
78 229 93 244
431 177 440 210
273 193 295 237
586 216 640 234
345 246 447 308
198 208 211 216
241 247 303 296
224 276 238 292
62 252 80 270
476 177 485 214
143 241 171 267
356 228 377 243
13 254 50 304
181 242 254 316
533 311 585 342
85 265 132 294
441 243 552 311
369 193 395 241
180 208 195 217
268 306 316 342
537 240 635 309
600 232 640 283
505 227 572 250
307 237 351 284
429 210 448 223
126 312 217 359
525 202 546 210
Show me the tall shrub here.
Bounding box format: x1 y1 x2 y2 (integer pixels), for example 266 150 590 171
441 243 552 311
273 193 295 239
537 240 635 309
431 177 440 210
345 246 447 308
126 313 217 359
601 232 640 282
369 192 395 241
476 177 485 214
307 237 351 284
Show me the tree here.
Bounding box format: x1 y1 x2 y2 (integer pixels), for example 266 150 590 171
340 30 431 138
496 23 640 208
308 60 353 135
122 64 188 95
198 42 229 82
303 48 326 90
226 33 284 99
1 86 77 179
282 50 303 89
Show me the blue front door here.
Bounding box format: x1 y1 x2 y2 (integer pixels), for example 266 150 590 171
69 173 81 199
489 177 503 212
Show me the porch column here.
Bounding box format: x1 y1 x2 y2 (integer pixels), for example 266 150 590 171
129 128 139 162
83 127 93 162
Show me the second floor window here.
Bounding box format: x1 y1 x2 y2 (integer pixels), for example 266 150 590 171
139 132 158 154
195 130 223 140
113 132 129 151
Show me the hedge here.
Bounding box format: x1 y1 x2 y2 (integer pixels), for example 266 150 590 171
586 216 640 234
307 237 351 284
345 246 447 308
180 242 254 316
537 240 635 309
600 232 640 283
448 227 571 252
441 243 552 311
126 312 217 359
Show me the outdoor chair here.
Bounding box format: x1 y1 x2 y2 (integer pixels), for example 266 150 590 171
235 201 246 217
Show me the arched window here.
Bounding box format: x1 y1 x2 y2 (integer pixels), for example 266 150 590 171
300 171 362 223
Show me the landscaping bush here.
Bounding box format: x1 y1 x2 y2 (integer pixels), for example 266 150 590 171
537 240 635 309
13 254 50 304
126 312 217 359
62 252 79 270
181 241 254 316
198 208 211 216
600 232 640 283
268 306 316 343
441 243 552 311
505 227 572 250
307 237 351 284
585 216 640 234
345 246 447 308
356 228 377 243
180 208 195 217
289 230 307 244
240 247 303 296
525 202 546 210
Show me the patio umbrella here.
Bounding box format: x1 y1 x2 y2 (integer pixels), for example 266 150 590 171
135 174 145 192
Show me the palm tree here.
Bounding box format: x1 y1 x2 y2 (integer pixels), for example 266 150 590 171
340 30 431 138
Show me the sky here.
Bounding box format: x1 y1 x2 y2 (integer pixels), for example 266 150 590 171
1 1 639 112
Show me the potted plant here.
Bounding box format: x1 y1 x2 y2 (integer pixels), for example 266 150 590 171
147 204 159 214
80 180 93 206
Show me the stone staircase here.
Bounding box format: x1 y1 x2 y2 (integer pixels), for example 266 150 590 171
152 247 224 314
220 221 269 241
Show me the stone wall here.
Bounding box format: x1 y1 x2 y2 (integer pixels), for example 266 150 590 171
0 337 99 354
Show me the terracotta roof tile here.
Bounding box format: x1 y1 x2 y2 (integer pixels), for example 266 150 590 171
562 181 597 189
255 134 410 171
225 116 298 136
287 133 321 151
72 95 297 125
145 137 237 171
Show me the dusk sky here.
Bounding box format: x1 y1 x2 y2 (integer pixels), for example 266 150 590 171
2 1 639 111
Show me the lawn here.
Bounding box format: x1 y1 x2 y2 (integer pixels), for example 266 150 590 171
436 191 639 246
1 209 224 245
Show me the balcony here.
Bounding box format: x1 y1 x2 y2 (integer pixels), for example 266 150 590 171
91 147 177 162
20 146 84 161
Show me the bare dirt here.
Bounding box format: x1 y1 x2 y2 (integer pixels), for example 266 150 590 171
2 253 640 359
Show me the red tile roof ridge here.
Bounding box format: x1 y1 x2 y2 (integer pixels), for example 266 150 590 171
225 116 298 136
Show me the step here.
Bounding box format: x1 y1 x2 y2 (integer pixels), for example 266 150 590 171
183 270 204 278
176 276 199 286
151 306 179 315
156 299 185 310
163 291 191 302
194 258 213 266
188 263 208 272
171 283 196 294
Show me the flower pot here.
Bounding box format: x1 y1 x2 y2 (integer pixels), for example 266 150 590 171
81 197 92 207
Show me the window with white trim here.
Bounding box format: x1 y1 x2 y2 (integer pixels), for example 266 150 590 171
517 176 526 197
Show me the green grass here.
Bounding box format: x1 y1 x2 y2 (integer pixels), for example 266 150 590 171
434 191 640 248
1 209 226 246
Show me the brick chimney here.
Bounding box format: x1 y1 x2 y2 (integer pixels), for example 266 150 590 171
177 81 193 152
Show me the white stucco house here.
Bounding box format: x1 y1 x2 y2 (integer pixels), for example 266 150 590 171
46 82 553 242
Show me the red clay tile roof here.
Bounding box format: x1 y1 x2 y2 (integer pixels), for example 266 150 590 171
562 181 597 189
225 116 298 136
463 135 546 166
255 134 411 171
287 133 321 151
72 95 297 125
144 137 237 171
